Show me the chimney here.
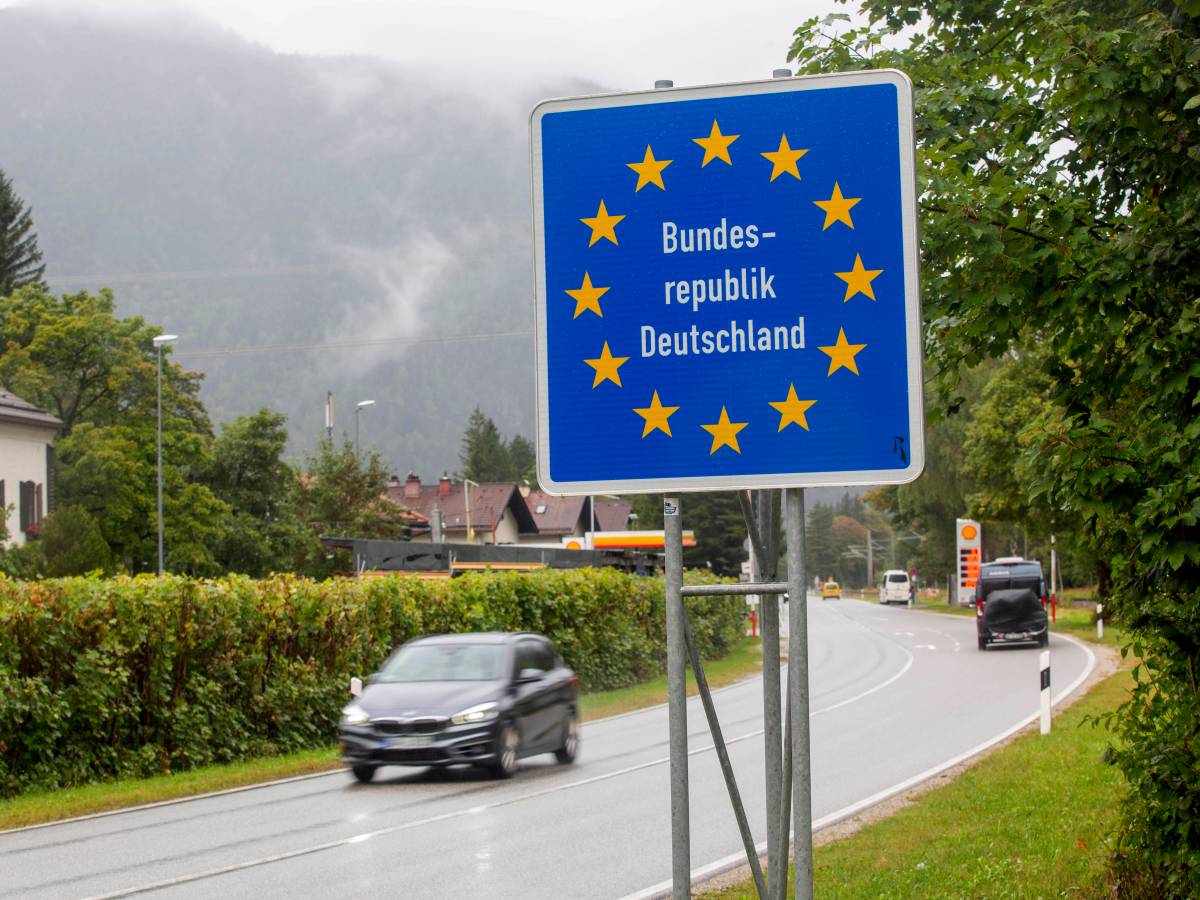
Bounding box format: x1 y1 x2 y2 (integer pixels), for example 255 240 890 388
387 474 401 489
438 472 452 497
403 472 421 500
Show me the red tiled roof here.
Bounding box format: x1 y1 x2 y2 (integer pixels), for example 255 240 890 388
524 491 587 536
594 497 633 532
386 480 537 535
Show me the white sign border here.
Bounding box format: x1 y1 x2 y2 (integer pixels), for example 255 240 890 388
530 69 924 496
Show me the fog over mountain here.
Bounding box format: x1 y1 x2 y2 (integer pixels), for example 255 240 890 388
0 5 602 476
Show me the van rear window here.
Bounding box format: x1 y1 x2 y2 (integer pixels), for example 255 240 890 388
886 573 908 582
982 563 1041 580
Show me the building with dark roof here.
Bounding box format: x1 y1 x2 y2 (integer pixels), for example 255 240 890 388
0 387 63 547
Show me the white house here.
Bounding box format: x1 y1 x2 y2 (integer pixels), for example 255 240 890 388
0 387 62 548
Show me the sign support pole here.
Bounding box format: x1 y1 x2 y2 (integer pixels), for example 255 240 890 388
785 487 813 900
664 496 690 898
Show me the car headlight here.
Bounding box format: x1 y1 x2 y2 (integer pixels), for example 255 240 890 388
451 701 499 725
341 702 370 727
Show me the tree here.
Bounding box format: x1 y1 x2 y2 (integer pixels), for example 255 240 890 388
1 285 226 573
0 285 208 435
459 407 511 482
298 439 413 543
0 168 45 295
681 492 747 577
205 410 316 576
791 3 1200 890
39 505 112 576
805 503 839 583
506 434 536 483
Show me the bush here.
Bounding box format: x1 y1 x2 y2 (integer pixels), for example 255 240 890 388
0 568 743 796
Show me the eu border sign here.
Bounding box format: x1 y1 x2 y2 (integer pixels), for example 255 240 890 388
531 71 923 495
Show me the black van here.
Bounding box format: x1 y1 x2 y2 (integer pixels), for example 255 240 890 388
976 558 1049 650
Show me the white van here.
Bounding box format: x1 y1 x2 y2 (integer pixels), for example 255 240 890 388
880 570 912 604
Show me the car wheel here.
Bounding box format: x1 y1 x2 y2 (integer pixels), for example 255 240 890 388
555 711 579 765
491 722 520 779
977 635 987 651
351 764 376 784
1039 631 1049 648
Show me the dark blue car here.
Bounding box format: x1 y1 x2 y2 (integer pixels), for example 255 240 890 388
339 632 579 782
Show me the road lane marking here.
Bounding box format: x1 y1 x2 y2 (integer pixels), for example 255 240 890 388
617 632 1099 900
76 650 920 898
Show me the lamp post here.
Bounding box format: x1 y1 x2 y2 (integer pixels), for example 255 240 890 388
463 477 478 543
152 333 178 576
354 400 375 456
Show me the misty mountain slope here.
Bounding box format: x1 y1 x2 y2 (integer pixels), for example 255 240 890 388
0 7 596 474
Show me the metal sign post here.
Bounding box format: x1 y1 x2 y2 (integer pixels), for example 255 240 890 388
664 497 690 897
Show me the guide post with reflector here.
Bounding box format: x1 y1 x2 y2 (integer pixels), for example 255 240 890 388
956 518 981 607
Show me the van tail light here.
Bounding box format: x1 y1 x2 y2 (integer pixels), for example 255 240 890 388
976 598 983 618
1041 593 1048 609
570 673 580 690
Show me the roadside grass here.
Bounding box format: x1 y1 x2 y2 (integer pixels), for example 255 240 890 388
0 636 762 831
703 666 1130 898
580 637 763 721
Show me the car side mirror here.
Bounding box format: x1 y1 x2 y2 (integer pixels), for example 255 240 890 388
350 676 363 698
516 667 545 684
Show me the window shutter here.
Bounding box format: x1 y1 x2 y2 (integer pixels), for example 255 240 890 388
45 445 56 514
19 481 33 532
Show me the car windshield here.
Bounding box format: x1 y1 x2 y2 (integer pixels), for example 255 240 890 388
376 644 504 683
886 574 908 583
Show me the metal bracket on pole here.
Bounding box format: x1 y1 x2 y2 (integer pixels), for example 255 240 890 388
664 496 690 899
682 614 767 899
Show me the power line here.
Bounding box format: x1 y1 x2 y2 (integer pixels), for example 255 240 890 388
49 262 355 287
174 329 533 360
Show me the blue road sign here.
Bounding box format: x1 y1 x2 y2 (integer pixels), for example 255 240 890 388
530 71 923 495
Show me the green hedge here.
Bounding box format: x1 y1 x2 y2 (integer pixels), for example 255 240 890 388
0 569 743 796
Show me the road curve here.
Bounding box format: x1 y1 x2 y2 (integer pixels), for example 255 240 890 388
0 598 1094 900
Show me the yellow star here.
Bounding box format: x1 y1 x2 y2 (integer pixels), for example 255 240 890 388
768 385 817 431
580 200 625 246
819 328 867 376
584 341 629 388
626 145 673 191
761 134 808 181
693 120 740 167
633 390 679 437
700 406 748 454
835 253 884 302
813 182 861 230
564 272 609 319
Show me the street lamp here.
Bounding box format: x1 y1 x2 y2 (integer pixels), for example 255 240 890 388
354 400 375 455
152 333 178 576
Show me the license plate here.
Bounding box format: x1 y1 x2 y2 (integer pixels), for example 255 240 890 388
387 735 434 749
1004 632 1030 641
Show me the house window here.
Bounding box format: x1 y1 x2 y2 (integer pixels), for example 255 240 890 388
18 481 44 534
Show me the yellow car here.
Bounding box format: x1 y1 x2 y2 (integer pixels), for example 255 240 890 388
821 581 841 600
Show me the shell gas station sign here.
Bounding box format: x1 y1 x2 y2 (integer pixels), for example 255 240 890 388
956 518 981 606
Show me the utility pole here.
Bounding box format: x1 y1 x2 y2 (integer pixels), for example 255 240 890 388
866 528 874 586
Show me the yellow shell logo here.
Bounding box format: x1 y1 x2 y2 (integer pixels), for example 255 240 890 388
961 524 977 541
565 539 584 550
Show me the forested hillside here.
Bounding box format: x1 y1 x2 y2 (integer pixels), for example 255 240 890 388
0 6 596 474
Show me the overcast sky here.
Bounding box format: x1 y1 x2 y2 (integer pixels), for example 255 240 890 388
4 0 836 93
